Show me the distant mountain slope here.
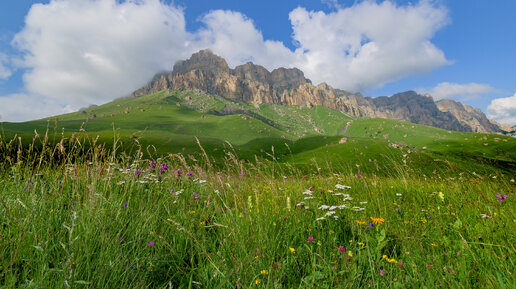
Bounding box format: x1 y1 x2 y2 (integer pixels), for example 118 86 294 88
132 49 504 134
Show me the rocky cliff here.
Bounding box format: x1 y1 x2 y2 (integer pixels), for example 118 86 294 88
132 49 503 133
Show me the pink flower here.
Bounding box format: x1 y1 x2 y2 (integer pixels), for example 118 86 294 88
449 269 455 274
147 241 154 247
380 270 385 276
339 246 345 253
307 236 314 242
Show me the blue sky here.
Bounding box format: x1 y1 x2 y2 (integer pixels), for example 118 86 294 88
0 0 515 124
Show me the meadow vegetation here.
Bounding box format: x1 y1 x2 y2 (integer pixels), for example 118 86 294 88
0 90 514 288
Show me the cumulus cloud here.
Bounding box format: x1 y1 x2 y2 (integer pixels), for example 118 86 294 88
12 0 191 108
419 82 495 101
193 10 299 70
0 53 12 79
290 1 450 91
487 93 516 126
3 0 453 121
0 94 74 122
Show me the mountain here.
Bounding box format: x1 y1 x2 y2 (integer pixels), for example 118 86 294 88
435 99 501 133
132 49 503 134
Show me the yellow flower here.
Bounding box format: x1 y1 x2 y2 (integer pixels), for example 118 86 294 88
387 258 397 263
421 217 427 224
260 269 269 275
431 243 437 247
438 192 444 201
199 221 206 226
187 210 195 214
356 220 367 225
348 251 353 257
382 255 388 259
50 209 54 213
370 217 385 225
255 279 261 285
317 240 322 246
289 247 296 253
358 242 365 246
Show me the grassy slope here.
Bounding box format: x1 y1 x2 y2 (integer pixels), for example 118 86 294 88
1 90 515 175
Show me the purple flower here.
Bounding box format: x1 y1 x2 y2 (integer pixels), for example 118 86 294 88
126 164 131 169
159 164 169 171
170 188 175 195
339 246 345 253
148 241 154 247
307 236 314 242
496 194 507 202
123 202 128 207
369 223 375 228
135 169 143 177
357 172 362 179
148 161 157 169
186 171 193 177
176 169 182 176
241 172 246 176
192 192 198 198
118 236 123 242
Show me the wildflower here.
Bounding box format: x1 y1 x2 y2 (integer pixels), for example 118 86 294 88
380 270 385 276
186 171 193 177
318 205 330 210
289 247 296 253
357 242 364 246
339 246 346 253
135 169 143 177
317 241 322 246
335 184 351 189
396 193 402 197
50 209 54 213
368 223 375 228
123 202 128 207
241 172 246 176
315 217 325 221
357 172 362 179
159 163 168 171
286 197 291 211
187 210 195 214
192 192 198 198
200 221 206 226
118 237 123 242
438 192 444 201
397 261 405 268
307 236 314 242
260 269 268 275
255 279 261 285
449 269 455 274
148 241 154 247
347 251 353 257
370 217 385 225
148 161 156 169
387 258 397 263
426 264 433 269
176 169 182 176
496 194 507 202
325 211 336 217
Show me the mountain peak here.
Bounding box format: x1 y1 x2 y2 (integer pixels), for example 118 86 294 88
131 50 503 134
172 49 230 75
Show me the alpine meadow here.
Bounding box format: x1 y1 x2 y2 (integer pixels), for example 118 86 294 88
0 1 515 288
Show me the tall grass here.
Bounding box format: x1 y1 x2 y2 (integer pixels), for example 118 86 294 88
0 132 514 288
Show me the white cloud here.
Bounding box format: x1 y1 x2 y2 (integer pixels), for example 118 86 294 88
193 10 299 70
12 0 191 109
0 53 12 79
0 94 74 122
487 93 516 126
419 82 495 100
290 1 450 91
3 0 453 121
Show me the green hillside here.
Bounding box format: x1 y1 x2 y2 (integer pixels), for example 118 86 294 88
1 89 515 176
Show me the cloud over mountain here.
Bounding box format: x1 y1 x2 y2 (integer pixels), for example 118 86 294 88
2 0 451 121
488 93 516 126
419 82 495 101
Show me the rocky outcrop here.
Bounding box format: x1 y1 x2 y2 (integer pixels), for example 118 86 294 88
131 49 502 133
435 99 501 133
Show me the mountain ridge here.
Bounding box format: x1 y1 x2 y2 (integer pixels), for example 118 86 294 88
132 49 504 134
